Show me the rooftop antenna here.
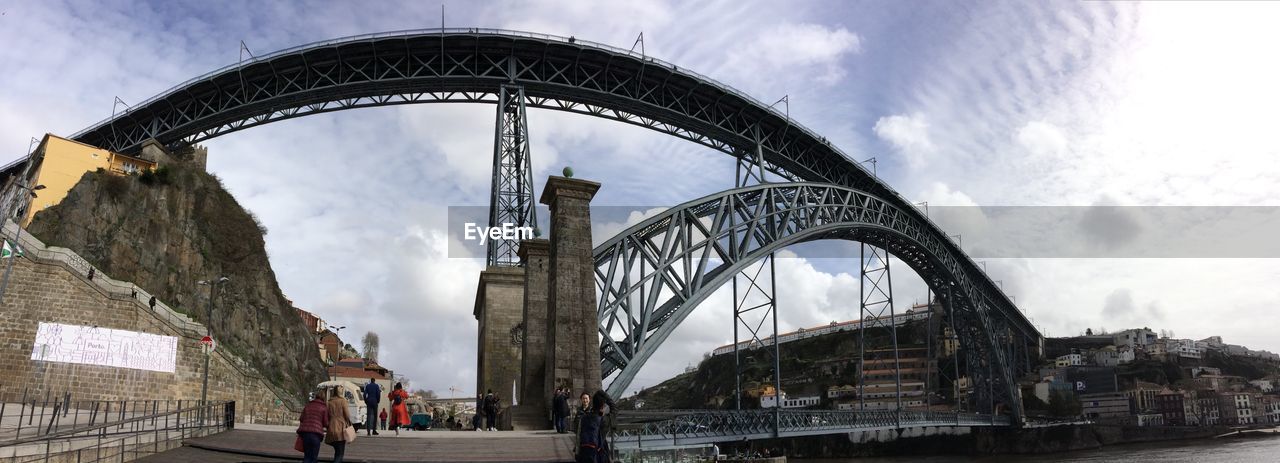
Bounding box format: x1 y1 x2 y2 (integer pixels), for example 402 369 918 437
239 40 255 61
629 31 645 56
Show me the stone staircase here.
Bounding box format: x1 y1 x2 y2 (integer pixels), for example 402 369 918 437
509 405 549 431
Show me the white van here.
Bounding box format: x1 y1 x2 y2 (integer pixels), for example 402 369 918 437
318 380 369 429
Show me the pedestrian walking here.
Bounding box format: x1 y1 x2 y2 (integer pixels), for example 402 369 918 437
483 390 500 431
295 392 329 463
325 387 354 463
362 378 381 436
379 408 387 430
388 382 410 435
575 392 608 463
552 388 570 433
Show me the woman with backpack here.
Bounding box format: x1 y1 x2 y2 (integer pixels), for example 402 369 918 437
387 383 410 435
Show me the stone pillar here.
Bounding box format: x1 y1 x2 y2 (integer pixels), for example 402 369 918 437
473 265 525 427
518 238 551 410
137 139 174 167
539 176 602 397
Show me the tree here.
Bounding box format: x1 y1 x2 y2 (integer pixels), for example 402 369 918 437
362 331 380 362
1047 390 1081 417
413 389 438 399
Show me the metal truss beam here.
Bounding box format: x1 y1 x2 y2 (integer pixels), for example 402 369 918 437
487 84 537 267
594 182 1031 425
858 241 901 415
730 142 779 422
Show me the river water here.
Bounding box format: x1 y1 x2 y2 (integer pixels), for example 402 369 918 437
812 437 1280 462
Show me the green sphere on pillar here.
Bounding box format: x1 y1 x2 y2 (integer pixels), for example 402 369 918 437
562 166 574 178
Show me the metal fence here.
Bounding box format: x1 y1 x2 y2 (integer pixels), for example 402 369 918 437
612 409 1011 449
0 400 233 462
0 388 228 443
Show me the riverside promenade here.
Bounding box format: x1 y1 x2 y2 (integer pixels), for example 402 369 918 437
136 424 576 462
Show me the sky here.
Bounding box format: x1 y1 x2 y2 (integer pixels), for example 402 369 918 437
3 0 1280 398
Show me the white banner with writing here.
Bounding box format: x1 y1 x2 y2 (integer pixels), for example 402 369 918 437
31 322 177 373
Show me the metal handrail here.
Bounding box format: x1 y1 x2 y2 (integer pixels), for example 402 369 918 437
0 400 234 463
612 408 1011 445
0 401 231 448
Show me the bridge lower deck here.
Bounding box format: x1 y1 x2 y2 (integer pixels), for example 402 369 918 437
137 426 575 463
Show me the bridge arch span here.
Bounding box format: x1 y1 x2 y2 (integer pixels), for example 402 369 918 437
65 28 1031 349
57 28 1038 421
593 183 1029 421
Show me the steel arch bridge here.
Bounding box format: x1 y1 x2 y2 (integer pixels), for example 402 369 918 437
57 28 1040 423
593 183 1036 421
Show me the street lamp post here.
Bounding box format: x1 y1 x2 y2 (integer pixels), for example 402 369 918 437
0 183 46 304
327 326 346 381
197 276 230 415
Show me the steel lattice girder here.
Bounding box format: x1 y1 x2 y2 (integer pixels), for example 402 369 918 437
487 84 537 267
593 182 1033 424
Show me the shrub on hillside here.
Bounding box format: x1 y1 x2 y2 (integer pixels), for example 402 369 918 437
138 165 174 186
102 173 129 199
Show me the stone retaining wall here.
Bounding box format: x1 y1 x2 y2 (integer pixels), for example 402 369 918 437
0 255 298 424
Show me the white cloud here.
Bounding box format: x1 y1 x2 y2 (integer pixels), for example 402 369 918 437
916 182 978 207
1015 121 1068 158
738 23 861 85
873 114 934 168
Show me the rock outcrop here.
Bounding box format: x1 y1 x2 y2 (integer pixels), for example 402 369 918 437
27 154 326 400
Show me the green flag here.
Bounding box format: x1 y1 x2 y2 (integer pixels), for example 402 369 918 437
1 240 22 258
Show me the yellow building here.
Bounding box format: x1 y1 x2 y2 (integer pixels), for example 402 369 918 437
12 134 155 226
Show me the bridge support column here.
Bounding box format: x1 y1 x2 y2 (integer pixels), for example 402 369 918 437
540 176 603 398
516 238 551 426
473 266 526 429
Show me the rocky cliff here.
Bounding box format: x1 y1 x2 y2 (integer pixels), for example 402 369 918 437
27 154 326 401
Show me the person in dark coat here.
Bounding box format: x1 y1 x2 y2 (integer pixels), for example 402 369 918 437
575 396 604 463
592 390 616 463
572 391 591 433
482 389 498 431
362 378 381 436
552 388 571 433
296 393 329 463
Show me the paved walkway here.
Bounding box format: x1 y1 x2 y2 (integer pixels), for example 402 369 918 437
137 427 577 463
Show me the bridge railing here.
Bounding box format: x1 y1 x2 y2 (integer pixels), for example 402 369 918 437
612 409 1010 449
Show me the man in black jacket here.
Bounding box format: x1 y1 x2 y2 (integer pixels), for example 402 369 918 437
552 388 570 433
